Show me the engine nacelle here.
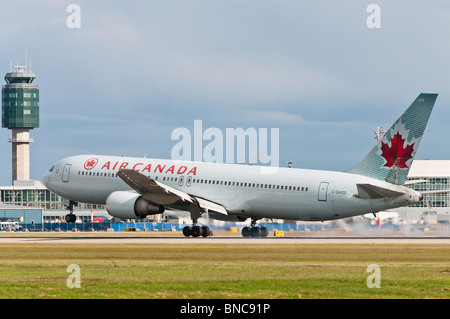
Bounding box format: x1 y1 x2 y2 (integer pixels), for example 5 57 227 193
106 191 164 219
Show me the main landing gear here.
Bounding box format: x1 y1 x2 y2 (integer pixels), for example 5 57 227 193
242 219 269 237
65 201 78 223
182 217 212 237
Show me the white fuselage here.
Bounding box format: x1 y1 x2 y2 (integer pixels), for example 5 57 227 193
42 154 421 221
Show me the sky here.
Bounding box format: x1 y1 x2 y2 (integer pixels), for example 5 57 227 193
0 0 449 186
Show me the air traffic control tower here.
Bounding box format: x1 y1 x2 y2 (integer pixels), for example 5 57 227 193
2 61 39 183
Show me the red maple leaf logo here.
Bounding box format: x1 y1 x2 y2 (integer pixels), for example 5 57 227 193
380 131 415 168
84 158 99 170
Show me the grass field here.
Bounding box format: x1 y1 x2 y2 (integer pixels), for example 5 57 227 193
0 241 448 299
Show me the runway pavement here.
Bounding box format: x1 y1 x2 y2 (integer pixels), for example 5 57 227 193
0 235 449 244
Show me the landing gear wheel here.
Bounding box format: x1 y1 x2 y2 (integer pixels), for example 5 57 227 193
182 226 192 237
183 225 212 237
260 227 269 237
184 211 213 238
191 226 202 237
241 219 269 237
242 227 251 237
201 226 211 237
251 227 261 237
65 214 76 223
64 200 78 223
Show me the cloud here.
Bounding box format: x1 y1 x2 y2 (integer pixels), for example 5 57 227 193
0 1 450 184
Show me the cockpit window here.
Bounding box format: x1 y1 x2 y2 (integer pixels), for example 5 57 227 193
49 166 54 172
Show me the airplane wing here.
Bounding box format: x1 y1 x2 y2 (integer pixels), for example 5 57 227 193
117 169 228 216
354 184 405 199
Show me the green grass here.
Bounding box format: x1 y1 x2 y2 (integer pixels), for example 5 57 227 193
0 243 448 299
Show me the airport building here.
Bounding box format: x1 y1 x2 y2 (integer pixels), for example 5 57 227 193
1 58 109 225
398 160 450 223
2 61 39 183
0 180 108 223
0 203 42 226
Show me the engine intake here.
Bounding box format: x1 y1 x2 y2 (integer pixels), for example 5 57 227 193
106 191 164 219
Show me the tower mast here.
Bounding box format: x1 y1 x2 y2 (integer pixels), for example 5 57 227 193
2 56 40 183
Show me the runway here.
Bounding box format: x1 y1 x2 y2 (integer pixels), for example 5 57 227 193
1 235 450 244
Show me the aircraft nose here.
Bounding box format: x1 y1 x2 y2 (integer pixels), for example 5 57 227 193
42 171 51 188
42 166 56 190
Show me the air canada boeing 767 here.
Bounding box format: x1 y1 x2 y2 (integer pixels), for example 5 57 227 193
43 93 444 237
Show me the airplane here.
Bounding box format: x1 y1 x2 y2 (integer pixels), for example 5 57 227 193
43 93 443 237
362 211 401 223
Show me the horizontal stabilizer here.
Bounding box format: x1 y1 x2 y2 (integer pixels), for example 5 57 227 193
354 184 405 199
403 179 428 186
419 189 450 196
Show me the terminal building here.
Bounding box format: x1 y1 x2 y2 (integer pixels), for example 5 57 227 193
397 160 450 223
0 180 107 223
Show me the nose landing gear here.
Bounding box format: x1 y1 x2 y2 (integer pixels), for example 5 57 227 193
64 200 78 223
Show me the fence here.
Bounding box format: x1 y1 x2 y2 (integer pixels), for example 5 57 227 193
17 222 334 232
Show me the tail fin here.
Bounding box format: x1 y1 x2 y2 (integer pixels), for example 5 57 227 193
348 93 438 185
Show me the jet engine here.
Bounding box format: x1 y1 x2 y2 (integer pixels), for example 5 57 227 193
106 191 164 219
